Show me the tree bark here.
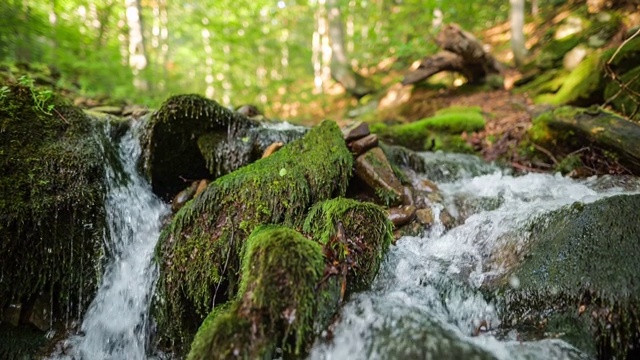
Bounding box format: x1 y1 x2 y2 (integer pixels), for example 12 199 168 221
124 0 148 90
510 0 526 67
326 0 374 98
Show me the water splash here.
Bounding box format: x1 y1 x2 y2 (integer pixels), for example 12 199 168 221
52 120 169 359
310 155 640 360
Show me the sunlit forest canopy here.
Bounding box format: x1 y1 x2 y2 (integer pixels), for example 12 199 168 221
0 0 511 119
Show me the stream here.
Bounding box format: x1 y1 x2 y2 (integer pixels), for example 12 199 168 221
308 153 640 360
52 121 169 359
50 126 640 359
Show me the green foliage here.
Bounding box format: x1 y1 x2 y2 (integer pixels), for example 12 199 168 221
17 75 54 115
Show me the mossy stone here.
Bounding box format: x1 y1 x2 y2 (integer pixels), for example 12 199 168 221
497 194 640 359
0 85 105 327
187 226 324 360
154 121 352 351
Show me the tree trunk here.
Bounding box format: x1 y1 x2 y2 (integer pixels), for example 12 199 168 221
510 0 526 67
326 0 374 98
124 0 148 90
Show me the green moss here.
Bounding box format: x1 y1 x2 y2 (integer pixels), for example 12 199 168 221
372 108 484 150
498 194 640 358
0 85 105 322
187 226 324 359
154 121 352 349
303 198 393 291
535 34 582 69
534 51 604 105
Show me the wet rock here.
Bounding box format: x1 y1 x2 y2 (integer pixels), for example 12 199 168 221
261 141 284 158
25 297 51 331
493 194 640 359
171 181 198 213
236 104 262 118
354 148 404 206
415 208 434 226
341 121 370 142
393 221 423 240
439 208 456 229
2 303 22 327
348 134 378 155
402 186 414 206
387 205 417 228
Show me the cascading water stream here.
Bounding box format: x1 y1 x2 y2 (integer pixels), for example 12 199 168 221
309 153 640 360
53 120 169 359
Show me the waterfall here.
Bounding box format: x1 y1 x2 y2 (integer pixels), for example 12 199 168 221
309 153 640 360
52 120 169 359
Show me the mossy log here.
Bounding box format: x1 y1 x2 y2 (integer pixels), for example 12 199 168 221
494 194 640 359
529 106 640 174
187 198 392 359
402 23 503 85
154 121 353 351
0 85 105 326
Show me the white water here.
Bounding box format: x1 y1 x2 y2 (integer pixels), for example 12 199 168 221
310 153 640 360
53 121 169 359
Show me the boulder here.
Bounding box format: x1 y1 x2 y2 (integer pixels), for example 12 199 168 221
0 84 105 333
493 194 640 359
354 148 404 206
349 133 378 155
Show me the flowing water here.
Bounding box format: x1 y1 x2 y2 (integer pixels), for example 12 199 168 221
49 126 640 360
309 153 640 360
52 120 169 359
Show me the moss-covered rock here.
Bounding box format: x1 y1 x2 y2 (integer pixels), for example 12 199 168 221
141 94 259 200
528 106 640 174
495 194 640 359
372 107 485 151
303 198 393 292
0 85 105 342
154 121 352 350
188 226 324 360
188 197 392 359
535 51 604 106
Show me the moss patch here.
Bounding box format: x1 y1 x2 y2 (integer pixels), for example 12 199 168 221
372 107 485 151
303 198 393 292
0 84 105 324
187 226 324 360
154 120 352 350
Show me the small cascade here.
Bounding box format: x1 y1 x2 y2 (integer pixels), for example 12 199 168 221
52 120 169 359
309 154 640 360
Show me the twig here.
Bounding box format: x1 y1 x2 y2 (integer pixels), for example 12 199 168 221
532 143 558 164
511 162 545 173
53 107 69 124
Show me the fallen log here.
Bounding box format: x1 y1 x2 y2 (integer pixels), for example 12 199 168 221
402 24 503 85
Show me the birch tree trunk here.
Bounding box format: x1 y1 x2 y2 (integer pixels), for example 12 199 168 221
509 0 526 67
124 0 148 90
326 0 374 98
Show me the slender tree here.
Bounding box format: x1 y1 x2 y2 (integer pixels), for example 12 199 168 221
124 0 148 90
509 0 526 67
326 0 374 98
